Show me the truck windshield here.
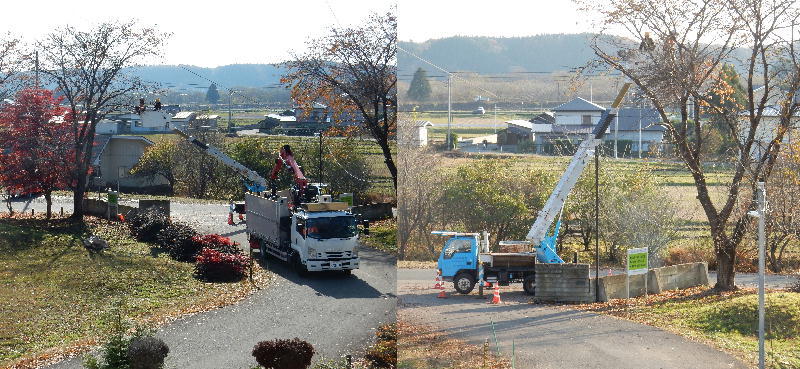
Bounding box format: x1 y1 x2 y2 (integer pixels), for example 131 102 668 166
306 216 358 239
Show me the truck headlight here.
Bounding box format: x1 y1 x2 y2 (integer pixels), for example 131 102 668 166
307 247 317 257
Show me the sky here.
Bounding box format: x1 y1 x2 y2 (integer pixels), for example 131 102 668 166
0 0 396 67
398 0 594 42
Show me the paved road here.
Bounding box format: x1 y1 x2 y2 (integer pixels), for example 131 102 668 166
12 196 396 368
399 268 747 369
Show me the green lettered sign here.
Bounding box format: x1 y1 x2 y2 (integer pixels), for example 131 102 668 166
108 192 118 205
627 247 648 275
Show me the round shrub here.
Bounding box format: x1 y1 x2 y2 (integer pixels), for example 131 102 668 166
127 208 170 243
194 247 250 281
190 234 241 255
127 336 169 369
157 222 200 262
251 338 315 369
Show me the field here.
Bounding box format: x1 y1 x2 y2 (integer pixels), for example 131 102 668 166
0 216 267 368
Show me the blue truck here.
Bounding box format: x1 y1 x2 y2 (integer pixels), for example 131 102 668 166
436 84 631 295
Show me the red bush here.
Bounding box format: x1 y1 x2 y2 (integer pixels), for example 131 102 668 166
194 247 250 281
190 234 241 255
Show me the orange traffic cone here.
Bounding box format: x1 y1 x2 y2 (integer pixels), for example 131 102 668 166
437 289 447 298
238 213 244 221
227 212 234 225
117 214 125 222
488 284 502 304
433 270 443 289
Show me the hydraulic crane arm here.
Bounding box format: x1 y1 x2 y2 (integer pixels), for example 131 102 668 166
172 129 269 192
268 145 309 190
526 84 631 257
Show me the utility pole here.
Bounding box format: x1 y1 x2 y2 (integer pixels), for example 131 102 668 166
447 73 452 150
494 103 497 134
34 51 39 87
638 100 643 159
594 148 600 302
614 114 619 159
318 130 323 184
228 90 233 130
748 182 767 369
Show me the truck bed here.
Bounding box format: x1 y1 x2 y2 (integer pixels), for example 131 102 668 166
479 252 537 268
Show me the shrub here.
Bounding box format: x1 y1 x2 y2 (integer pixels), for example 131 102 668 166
364 323 396 368
83 312 163 369
251 338 315 369
790 275 800 293
190 234 241 255
127 208 170 243
157 222 200 261
128 336 169 369
194 247 250 281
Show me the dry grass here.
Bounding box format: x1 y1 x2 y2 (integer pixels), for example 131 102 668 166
398 321 509 369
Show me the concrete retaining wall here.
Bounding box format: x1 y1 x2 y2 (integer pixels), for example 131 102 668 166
594 262 709 301
535 263 593 303
82 198 168 219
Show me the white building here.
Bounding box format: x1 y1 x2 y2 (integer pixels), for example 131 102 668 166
399 120 433 147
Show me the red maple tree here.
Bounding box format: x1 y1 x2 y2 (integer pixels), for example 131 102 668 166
0 88 77 218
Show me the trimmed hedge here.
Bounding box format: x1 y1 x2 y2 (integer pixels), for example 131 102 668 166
127 208 170 243
251 338 315 369
157 222 200 262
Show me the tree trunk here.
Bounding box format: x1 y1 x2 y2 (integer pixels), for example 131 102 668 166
714 239 737 290
45 191 52 219
379 138 397 190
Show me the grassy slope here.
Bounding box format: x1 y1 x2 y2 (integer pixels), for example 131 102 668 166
0 216 267 368
576 287 800 369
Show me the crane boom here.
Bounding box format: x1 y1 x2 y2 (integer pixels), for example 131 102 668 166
526 83 631 255
172 129 269 192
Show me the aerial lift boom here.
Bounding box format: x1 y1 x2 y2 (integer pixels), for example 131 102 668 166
527 83 631 263
172 129 269 192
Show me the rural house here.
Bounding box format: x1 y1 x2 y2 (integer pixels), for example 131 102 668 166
90 135 170 193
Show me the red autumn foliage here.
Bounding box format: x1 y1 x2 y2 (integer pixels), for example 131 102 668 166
0 88 79 217
194 247 250 281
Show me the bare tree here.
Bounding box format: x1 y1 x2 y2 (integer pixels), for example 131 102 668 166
396 119 445 259
764 142 800 272
37 21 169 217
283 10 397 189
0 33 25 101
581 0 800 290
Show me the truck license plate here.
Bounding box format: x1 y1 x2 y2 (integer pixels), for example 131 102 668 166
331 262 341 268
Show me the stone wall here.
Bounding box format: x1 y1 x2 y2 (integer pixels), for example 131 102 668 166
534 263 593 303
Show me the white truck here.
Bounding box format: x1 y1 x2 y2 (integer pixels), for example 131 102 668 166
174 129 361 275
246 191 360 275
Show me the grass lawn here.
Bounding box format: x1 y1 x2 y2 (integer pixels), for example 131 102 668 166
575 287 800 369
0 215 269 368
398 321 509 369
361 219 397 255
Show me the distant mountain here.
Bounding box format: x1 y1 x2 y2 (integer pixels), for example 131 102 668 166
398 34 602 75
125 64 286 90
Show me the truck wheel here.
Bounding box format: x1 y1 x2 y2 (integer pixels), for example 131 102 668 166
523 274 536 295
293 253 308 277
453 273 476 294
341 269 352 276
259 241 269 262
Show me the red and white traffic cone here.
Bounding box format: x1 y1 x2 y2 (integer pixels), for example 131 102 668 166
607 268 613 276
488 284 502 304
227 212 234 225
238 213 244 221
434 270 447 298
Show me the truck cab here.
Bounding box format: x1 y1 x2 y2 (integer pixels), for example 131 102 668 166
438 235 478 281
291 210 360 273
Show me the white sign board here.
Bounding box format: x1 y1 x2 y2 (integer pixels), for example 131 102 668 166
627 247 648 275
